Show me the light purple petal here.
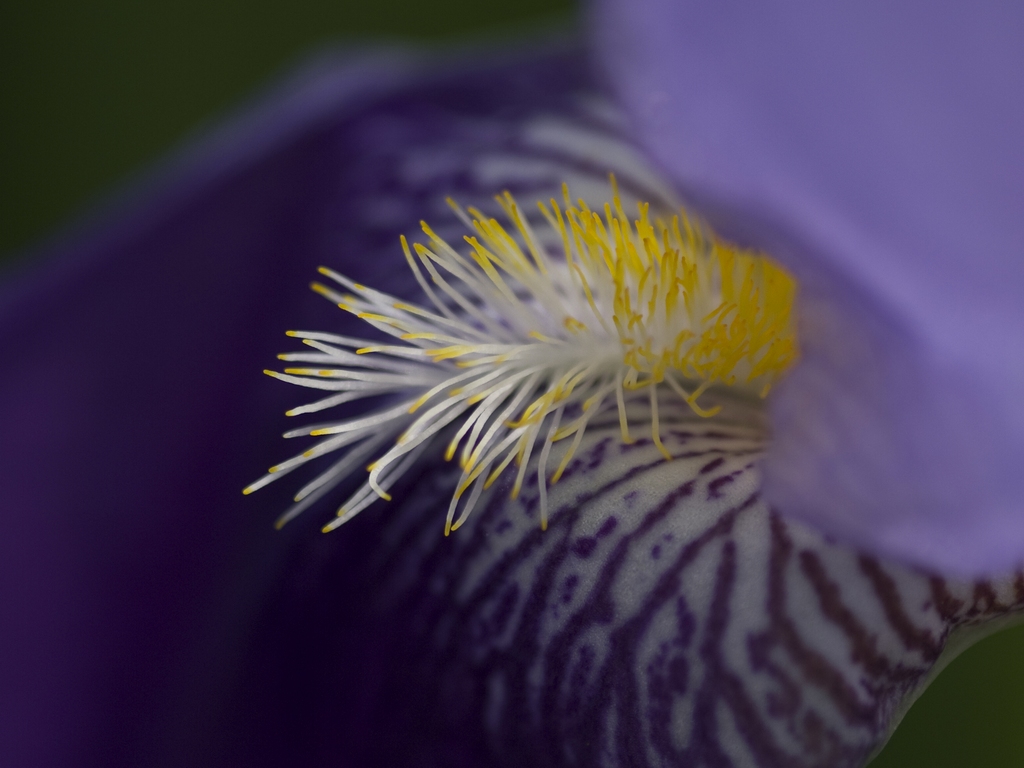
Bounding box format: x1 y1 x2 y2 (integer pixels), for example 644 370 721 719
593 0 1024 576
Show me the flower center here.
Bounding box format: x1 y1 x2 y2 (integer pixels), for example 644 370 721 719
245 177 798 535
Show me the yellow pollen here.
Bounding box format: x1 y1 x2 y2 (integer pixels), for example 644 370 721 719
252 174 799 536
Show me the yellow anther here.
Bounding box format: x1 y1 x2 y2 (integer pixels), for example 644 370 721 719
563 316 588 333
408 392 432 413
259 175 798 537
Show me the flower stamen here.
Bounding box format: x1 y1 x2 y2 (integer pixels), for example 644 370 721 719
246 176 799 533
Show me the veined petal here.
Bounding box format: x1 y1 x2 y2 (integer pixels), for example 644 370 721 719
238 395 1024 767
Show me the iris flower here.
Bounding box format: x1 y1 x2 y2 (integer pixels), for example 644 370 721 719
2 3 1021 767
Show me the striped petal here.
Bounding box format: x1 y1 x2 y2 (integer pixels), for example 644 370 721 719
233 395 1024 767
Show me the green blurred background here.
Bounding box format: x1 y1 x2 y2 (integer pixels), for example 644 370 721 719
2 1 1022 765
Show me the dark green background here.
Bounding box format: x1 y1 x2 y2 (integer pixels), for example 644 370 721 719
2 1 1022 765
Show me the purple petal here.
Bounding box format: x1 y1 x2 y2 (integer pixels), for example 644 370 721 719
6 31 1022 768
593 1 1024 576
0 43 606 766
